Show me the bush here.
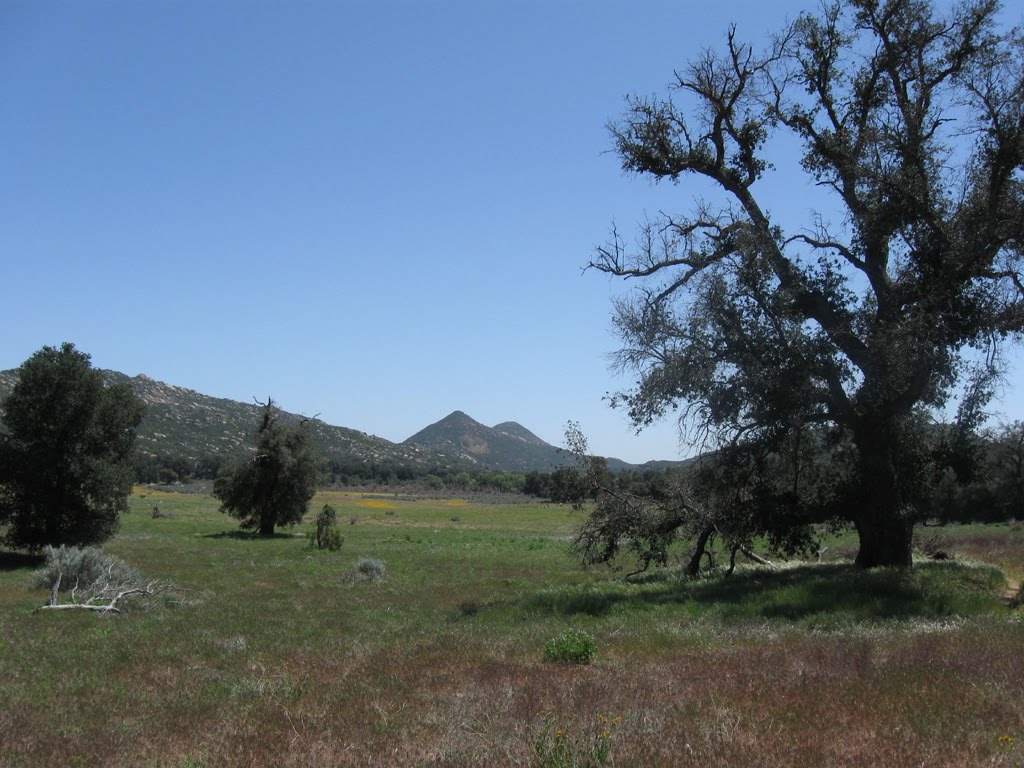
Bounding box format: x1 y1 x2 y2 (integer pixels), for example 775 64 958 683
309 504 344 551
348 557 386 583
544 628 596 665
34 545 138 593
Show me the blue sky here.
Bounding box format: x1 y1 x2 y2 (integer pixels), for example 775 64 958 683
2 0 1022 464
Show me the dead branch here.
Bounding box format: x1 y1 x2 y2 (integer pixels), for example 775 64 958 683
739 546 773 567
36 579 178 615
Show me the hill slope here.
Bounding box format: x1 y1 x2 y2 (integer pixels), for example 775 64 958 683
403 411 577 472
0 369 467 474
1 370 684 475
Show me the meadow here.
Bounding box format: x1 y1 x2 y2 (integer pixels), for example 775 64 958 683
1 489 1022 767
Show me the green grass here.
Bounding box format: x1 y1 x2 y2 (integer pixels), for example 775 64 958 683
0 489 1021 767
522 560 1008 629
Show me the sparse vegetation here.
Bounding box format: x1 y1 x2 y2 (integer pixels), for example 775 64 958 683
533 712 618 768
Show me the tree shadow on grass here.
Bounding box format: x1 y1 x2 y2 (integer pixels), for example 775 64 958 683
199 530 303 541
519 562 1004 624
0 551 44 571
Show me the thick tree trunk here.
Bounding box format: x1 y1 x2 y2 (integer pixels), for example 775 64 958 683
852 422 914 569
258 510 275 537
685 525 715 576
854 509 913 568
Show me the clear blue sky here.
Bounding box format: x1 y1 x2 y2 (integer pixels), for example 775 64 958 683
2 0 1022 464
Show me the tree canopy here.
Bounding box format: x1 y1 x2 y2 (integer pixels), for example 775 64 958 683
0 343 145 550
591 0 1024 567
214 399 321 536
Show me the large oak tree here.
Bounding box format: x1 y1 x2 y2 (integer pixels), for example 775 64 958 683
592 0 1023 567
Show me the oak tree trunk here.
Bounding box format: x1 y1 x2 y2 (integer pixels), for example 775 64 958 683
852 422 914 569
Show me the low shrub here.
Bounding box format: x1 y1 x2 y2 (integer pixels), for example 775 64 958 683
309 504 344 551
544 628 596 665
347 557 386 583
34 545 139 593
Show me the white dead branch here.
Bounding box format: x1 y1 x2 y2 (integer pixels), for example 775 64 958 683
33 546 183 615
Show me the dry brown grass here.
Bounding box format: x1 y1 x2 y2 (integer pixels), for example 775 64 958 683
2 625 1021 767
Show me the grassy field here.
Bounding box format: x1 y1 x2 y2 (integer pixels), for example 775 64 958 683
1 489 1022 767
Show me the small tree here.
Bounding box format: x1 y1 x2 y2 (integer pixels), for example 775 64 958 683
0 343 145 550
311 503 344 550
214 399 320 536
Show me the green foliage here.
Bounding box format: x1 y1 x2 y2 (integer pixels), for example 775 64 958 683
532 713 617 768
33 545 139 593
309 504 344 551
572 424 821 578
214 400 321 536
918 421 1024 525
543 628 596 665
0 343 145 549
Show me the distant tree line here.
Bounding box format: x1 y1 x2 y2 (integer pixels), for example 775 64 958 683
134 453 227 485
133 450 540 496
128 418 1024 524
324 463 531 495
924 421 1024 526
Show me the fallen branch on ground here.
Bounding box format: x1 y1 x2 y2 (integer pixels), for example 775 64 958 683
37 577 178 614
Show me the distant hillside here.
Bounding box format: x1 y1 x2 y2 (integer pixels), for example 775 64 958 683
0 369 468 474
403 411 574 472
0 369 687 476
403 411 692 473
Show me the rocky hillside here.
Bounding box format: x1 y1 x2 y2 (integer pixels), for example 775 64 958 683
0 369 681 475
0 369 467 473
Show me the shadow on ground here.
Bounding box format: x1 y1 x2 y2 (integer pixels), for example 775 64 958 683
513 562 1007 624
0 551 44 572
199 530 304 541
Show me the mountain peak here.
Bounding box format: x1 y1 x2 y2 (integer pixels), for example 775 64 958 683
404 412 570 471
439 410 479 424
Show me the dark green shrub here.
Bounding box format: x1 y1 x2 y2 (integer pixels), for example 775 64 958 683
310 504 344 551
